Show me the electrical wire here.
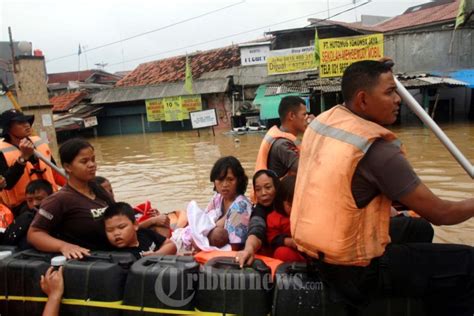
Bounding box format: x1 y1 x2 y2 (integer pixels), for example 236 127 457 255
46 0 246 63
107 0 371 67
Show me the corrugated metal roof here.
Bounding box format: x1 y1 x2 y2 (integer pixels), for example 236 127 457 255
199 65 317 86
263 75 462 96
91 78 229 104
418 77 468 86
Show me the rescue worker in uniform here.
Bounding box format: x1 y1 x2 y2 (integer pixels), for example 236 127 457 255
291 60 474 315
255 96 310 178
0 109 65 215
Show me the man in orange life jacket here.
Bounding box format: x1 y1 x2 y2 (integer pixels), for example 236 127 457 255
255 96 311 178
291 60 474 315
0 110 65 215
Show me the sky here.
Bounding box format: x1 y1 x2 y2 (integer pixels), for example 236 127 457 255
0 0 428 74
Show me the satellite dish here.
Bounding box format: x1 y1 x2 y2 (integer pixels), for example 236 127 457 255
17 41 32 55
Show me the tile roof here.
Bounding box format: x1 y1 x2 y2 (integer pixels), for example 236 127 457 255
116 45 241 87
49 91 88 112
371 0 459 32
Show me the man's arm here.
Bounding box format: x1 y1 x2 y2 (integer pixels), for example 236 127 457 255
0 152 27 189
270 139 299 177
399 183 474 226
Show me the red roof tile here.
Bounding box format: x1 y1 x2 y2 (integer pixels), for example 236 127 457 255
372 0 459 32
50 91 88 112
116 45 241 87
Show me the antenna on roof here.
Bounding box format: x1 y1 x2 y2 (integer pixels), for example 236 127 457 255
94 62 108 70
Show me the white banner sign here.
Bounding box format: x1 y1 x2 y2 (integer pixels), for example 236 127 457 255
240 45 270 66
190 109 218 129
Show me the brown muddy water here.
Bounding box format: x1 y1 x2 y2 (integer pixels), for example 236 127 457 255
89 123 473 246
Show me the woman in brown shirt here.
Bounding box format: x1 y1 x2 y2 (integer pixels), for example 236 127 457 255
27 138 114 259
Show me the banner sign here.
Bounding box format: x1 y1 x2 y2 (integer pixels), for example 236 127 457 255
190 109 218 129
240 44 270 66
164 96 182 122
267 46 316 75
83 116 98 128
145 95 202 122
319 34 384 78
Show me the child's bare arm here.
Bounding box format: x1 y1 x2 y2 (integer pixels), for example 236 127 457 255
144 239 177 256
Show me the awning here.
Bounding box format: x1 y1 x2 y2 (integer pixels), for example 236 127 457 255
252 85 305 120
91 78 229 105
441 69 474 88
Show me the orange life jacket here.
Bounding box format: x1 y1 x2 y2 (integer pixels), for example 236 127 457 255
0 136 59 208
0 204 13 229
254 125 300 174
291 105 405 267
194 250 283 277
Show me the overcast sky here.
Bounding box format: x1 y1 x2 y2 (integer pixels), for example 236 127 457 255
1 0 428 74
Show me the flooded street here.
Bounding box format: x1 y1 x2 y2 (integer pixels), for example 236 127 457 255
90 123 474 246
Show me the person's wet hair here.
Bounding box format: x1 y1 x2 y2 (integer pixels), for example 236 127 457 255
275 175 296 216
59 138 93 165
210 156 248 195
208 226 229 248
278 96 306 121
25 179 53 195
103 202 136 223
341 60 393 104
252 169 280 194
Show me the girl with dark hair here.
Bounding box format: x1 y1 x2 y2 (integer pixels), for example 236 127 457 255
266 175 305 262
27 138 114 259
236 169 280 266
206 156 252 249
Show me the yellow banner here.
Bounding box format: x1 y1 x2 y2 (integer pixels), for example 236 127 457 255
145 99 165 122
164 96 183 122
267 46 316 75
181 95 203 119
145 95 202 122
319 34 384 78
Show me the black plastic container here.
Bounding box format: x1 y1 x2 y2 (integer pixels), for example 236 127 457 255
273 262 426 316
61 251 135 316
0 245 19 253
272 262 347 316
361 297 426 316
122 255 199 315
196 256 272 316
0 249 54 316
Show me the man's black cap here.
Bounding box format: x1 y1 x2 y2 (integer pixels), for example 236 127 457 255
0 109 34 137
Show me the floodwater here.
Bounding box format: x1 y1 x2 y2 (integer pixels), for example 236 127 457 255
90 123 473 246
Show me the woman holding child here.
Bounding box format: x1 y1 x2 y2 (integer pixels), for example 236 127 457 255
236 170 303 266
171 156 252 253
206 156 252 249
27 138 114 259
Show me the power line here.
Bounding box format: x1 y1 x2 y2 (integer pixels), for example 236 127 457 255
46 0 245 63
108 0 371 67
